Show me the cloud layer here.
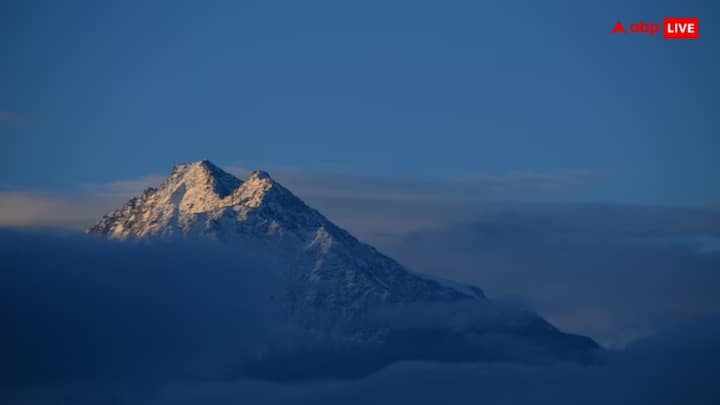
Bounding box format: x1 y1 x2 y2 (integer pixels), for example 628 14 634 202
1 230 718 404
3 317 719 404
0 165 604 234
376 204 720 347
0 230 606 385
0 231 291 386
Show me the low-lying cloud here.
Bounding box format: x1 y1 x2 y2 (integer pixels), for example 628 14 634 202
150 317 720 405
0 108 23 124
375 204 720 347
0 230 600 387
0 231 293 386
3 316 719 404
0 226 718 403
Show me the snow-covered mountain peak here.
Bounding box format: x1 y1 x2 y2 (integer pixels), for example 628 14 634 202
227 168 293 211
168 160 242 199
89 160 482 304
87 160 602 373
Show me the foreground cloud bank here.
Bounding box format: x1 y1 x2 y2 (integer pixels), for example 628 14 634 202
3 315 719 404
1 228 718 403
148 319 720 405
0 230 601 385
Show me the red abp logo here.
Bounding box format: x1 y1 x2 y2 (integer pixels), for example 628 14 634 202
612 17 699 39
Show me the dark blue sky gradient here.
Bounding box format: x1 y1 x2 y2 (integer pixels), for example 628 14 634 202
1 0 717 204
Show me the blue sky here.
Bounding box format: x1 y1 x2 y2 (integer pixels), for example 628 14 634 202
1 0 718 204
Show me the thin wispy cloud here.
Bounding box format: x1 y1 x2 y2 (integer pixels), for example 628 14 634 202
81 175 167 195
0 192 124 229
0 165 606 233
449 169 604 193
0 108 19 123
226 166 604 201
0 108 33 124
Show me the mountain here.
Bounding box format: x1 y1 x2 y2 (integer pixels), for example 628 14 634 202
89 161 481 313
89 160 602 379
